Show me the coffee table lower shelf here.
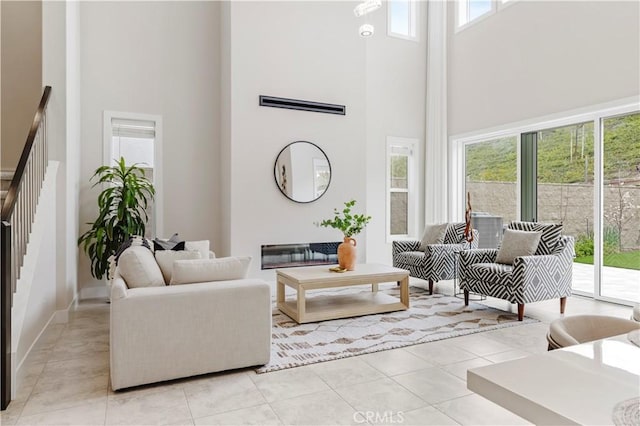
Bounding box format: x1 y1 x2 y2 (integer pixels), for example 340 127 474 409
278 292 408 324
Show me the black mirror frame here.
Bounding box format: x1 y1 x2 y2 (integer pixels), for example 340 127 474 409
274 141 332 204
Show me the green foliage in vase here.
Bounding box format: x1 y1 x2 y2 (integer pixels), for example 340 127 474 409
78 158 155 279
317 200 371 238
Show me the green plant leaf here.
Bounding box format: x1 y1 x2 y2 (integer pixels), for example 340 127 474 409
78 157 155 279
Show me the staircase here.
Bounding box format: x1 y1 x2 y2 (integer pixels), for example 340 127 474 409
0 171 13 209
1 86 52 411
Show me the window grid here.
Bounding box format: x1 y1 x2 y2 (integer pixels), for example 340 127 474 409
457 0 497 32
104 111 163 238
387 138 417 241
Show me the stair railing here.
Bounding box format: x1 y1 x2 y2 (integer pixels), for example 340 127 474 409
1 86 51 410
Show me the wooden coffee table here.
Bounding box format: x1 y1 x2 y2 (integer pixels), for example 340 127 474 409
276 263 410 323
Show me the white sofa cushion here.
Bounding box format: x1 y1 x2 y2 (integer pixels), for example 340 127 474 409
118 246 165 288
170 256 251 285
155 250 202 284
185 240 211 260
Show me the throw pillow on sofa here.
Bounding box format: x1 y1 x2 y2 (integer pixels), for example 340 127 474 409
155 250 202 284
419 223 449 250
170 256 252 285
495 229 542 265
153 233 185 251
114 235 154 262
184 240 211 260
118 246 165 288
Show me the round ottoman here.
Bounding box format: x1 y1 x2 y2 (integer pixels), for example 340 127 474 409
547 315 640 350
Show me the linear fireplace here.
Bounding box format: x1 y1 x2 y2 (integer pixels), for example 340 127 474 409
261 242 340 269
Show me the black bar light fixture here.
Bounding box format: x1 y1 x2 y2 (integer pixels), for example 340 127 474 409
259 96 346 116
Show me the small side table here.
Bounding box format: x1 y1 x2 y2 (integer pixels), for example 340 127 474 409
453 250 486 301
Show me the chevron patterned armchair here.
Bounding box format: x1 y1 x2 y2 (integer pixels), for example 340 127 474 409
392 223 479 295
459 221 574 321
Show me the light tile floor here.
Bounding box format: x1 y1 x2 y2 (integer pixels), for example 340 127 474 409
0 280 634 426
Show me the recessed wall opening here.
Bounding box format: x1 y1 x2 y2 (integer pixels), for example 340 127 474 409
261 242 341 269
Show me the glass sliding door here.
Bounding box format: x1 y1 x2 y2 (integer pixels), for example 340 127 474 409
464 136 518 248
455 105 639 304
601 112 640 302
536 122 595 296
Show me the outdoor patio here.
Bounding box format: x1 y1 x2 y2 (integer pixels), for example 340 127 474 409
572 262 639 303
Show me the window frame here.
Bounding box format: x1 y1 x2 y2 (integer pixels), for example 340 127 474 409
386 137 418 242
450 97 639 306
387 0 419 42
103 110 163 237
455 0 497 33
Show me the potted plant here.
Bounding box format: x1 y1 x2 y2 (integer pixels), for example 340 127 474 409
78 157 155 280
318 200 371 271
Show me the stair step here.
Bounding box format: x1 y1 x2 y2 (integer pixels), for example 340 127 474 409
1 170 15 191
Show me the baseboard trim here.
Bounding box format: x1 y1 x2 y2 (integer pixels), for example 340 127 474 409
12 310 57 398
80 285 108 301
54 296 76 324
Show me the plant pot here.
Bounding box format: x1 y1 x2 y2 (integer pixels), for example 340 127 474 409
338 237 357 271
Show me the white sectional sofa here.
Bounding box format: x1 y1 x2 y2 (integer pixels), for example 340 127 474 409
109 261 271 390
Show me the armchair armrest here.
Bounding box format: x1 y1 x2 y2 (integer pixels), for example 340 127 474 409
392 240 421 255
458 249 499 284
514 254 561 269
459 249 498 266
513 250 573 300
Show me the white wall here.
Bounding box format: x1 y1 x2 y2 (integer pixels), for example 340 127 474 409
79 1 221 294
77 1 426 286
66 1 81 308
1 0 42 170
225 1 367 279
364 1 427 262
12 162 58 390
448 1 640 135
42 0 78 315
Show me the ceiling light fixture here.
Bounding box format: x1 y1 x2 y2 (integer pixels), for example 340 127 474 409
353 0 381 17
359 24 374 37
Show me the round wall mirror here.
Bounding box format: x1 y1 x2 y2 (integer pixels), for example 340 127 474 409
274 141 331 203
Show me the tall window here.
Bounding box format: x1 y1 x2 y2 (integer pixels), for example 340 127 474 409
453 103 639 305
601 112 640 301
104 111 162 237
464 136 518 248
387 137 417 240
388 0 418 40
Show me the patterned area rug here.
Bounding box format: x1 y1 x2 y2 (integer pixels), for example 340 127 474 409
256 285 537 373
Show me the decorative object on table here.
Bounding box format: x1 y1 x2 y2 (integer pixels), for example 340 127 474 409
464 192 474 243
392 222 478 294
257 287 536 374
317 200 371 271
78 157 155 280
